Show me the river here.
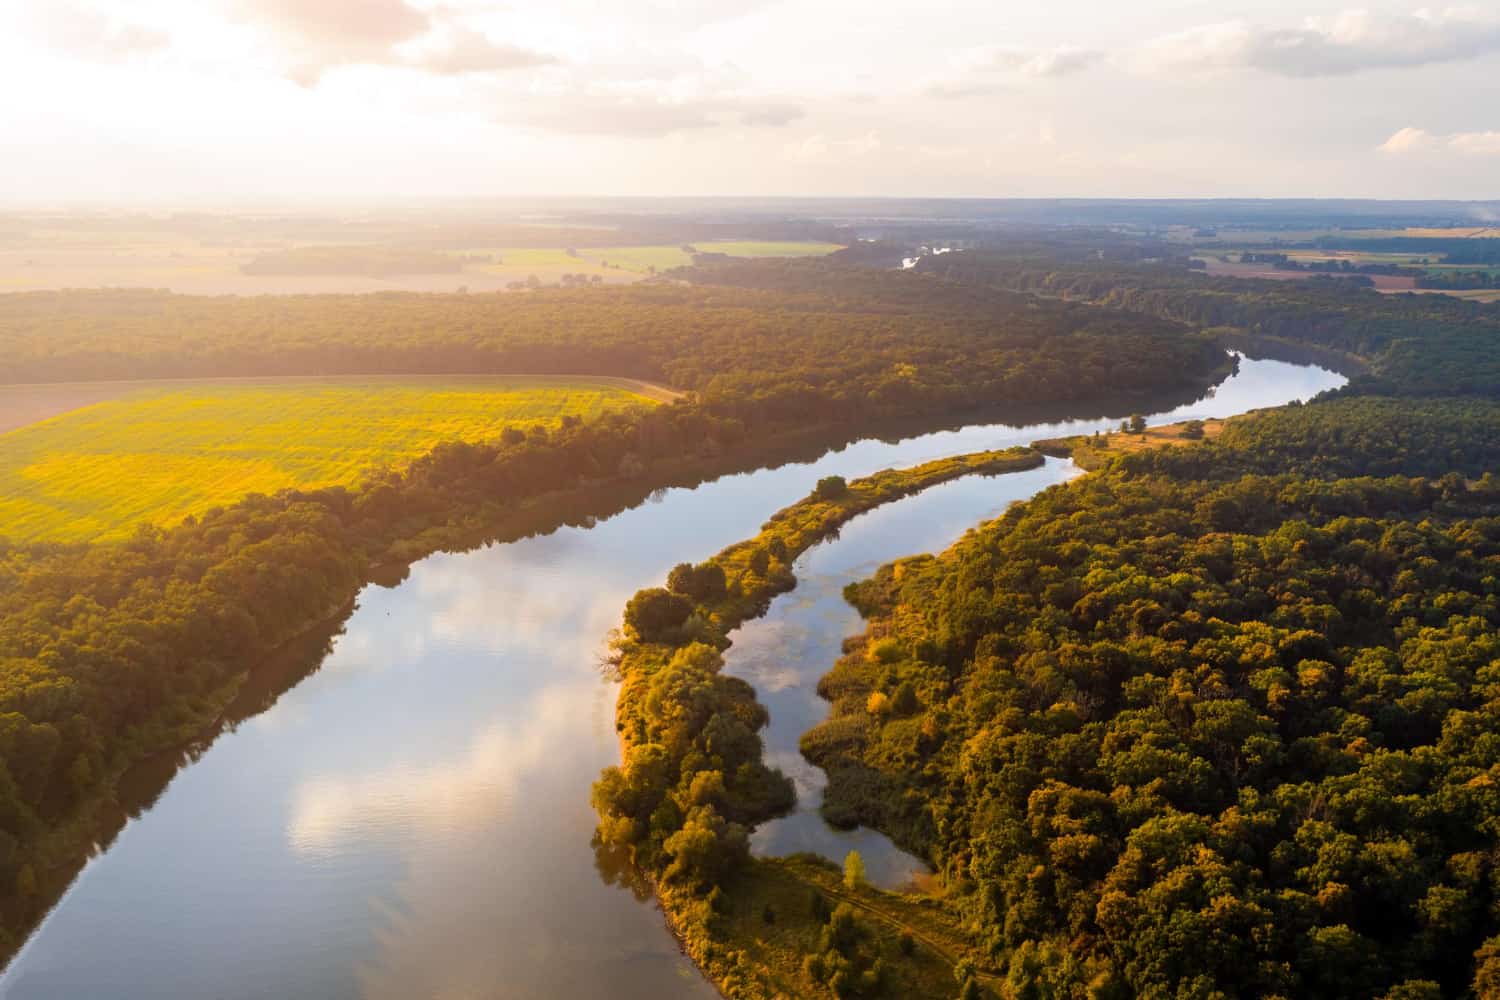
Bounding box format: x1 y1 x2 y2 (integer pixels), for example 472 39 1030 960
0 355 1345 999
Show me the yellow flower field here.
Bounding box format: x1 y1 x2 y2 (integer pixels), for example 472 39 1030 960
0 376 661 543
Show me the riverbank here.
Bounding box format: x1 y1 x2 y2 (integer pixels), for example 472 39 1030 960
599 449 1043 999
0 369 1224 971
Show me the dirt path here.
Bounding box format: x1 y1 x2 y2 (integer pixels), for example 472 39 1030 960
0 373 685 433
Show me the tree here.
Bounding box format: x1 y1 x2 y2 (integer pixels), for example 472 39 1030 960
844 850 867 890
1180 419 1206 440
815 475 849 500
667 562 727 602
1127 413 1147 434
892 681 919 715
623 588 693 643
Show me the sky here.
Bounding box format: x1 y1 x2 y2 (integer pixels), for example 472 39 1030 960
2 0 1499 203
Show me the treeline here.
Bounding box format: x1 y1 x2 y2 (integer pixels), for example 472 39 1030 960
916 250 1500 396
808 395 1500 997
0 278 1225 421
1417 271 1500 291
1311 236 1500 266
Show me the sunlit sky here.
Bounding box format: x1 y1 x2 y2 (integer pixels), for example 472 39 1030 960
3 0 1499 203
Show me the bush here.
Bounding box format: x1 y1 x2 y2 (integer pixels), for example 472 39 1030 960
667 562 728 602
892 681 919 715
814 475 850 500
623 587 693 642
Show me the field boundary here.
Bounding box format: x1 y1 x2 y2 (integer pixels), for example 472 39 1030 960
0 373 686 433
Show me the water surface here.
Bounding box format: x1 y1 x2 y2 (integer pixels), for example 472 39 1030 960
0 355 1344 999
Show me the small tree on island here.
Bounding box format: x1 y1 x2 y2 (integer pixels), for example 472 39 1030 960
623 587 693 643
814 475 849 501
844 850 866 890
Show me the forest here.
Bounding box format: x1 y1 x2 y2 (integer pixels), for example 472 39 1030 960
0 267 1224 958
804 390 1500 997
915 249 1500 397
595 449 1044 998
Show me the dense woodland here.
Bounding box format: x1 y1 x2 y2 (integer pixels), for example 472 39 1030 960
0 278 1220 417
0 269 1224 957
807 392 1500 997
916 250 1500 397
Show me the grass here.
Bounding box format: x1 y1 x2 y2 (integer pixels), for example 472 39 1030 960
671 855 989 1000
0 377 659 543
578 241 846 274
1034 417 1226 470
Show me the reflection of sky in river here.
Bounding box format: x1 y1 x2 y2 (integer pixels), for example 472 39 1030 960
728 460 1080 888
0 356 1345 1000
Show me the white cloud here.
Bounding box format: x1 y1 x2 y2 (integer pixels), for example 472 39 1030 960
1449 131 1500 155
785 131 881 162
924 45 1102 98
405 28 558 76
30 2 170 60
507 94 802 137
1379 126 1435 153
1138 8 1500 78
236 0 554 84
1381 126 1500 155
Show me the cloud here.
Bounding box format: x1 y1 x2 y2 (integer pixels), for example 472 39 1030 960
924 45 1102 98
1380 126 1500 155
31 3 170 60
786 132 882 162
509 95 803 137
1138 8 1500 78
1379 126 1435 153
242 0 427 59
238 0 553 84
407 28 558 76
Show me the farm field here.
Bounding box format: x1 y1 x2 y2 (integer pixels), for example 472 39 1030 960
0 237 844 294
474 240 846 277
0 376 664 543
1174 226 1500 244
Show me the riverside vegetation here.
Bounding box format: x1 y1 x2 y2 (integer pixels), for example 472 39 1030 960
594 449 1043 999
587 249 1500 998
810 396 1500 998
785 252 1500 997
0 263 1227 961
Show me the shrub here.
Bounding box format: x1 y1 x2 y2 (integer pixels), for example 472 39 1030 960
814 475 850 500
623 587 693 642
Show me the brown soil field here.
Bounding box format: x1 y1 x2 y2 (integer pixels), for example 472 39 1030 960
0 383 139 434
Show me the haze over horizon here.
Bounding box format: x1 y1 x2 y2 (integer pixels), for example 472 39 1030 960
5 0 1500 205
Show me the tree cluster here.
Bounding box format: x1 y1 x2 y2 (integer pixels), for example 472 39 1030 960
808 395 1500 997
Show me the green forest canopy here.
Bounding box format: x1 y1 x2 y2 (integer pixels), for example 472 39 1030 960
809 395 1500 997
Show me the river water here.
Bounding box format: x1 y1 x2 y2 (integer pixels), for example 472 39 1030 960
0 356 1344 999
